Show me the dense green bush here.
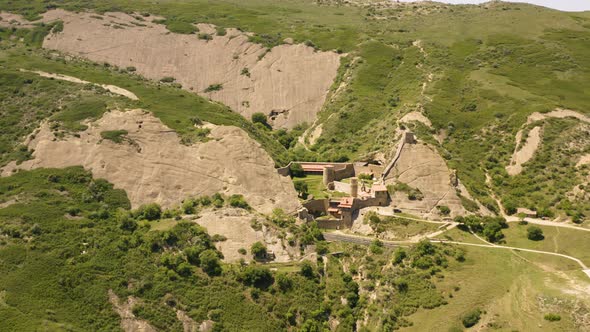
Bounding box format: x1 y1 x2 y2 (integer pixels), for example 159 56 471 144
294 180 309 198
290 163 305 177
240 265 274 289
199 249 222 276
134 203 162 220
461 308 481 327
251 112 268 126
204 83 223 92
527 226 544 241
544 313 561 322
251 241 267 260
228 194 249 209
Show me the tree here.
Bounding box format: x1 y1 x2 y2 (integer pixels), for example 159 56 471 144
251 241 267 260
527 226 544 241
275 273 293 292
393 248 406 265
134 203 162 220
502 198 517 215
300 260 315 279
437 205 451 216
251 112 268 126
116 209 137 232
199 249 221 276
369 239 384 254
294 180 309 198
240 265 274 289
290 163 305 178
482 221 504 242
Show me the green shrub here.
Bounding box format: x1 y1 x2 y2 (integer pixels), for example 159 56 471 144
51 21 64 33
437 205 451 216
294 180 309 198
527 226 544 241
160 76 175 83
204 83 223 92
52 97 107 131
275 273 292 292
251 241 267 260
100 130 128 143
544 313 561 322
216 26 227 36
240 265 274 289
198 33 213 41
461 308 481 328
199 249 222 276
166 21 197 34
290 163 305 177
251 112 268 126
211 234 227 242
134 203 162 221
369 239 384 254
393 248 406 265
300 260 316 279
228 194 249 209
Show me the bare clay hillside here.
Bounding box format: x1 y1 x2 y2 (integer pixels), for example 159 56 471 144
1 110 300 214
41 10 342 128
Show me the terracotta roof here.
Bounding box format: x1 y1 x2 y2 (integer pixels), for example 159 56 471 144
301 164 326 172
338 197 354 209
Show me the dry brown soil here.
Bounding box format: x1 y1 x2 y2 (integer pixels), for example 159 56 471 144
384 142 467 218
40 10 342 128
195 208 299 262
1 110 300 214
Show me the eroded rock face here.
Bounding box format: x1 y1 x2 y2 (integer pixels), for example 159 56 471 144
507 108 590 175
384 142 467 218
41 10 342 128
1 110 300 214
108 290 157 332
195 208 299 262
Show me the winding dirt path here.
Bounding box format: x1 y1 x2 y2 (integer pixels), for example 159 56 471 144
21 69 139 100
323 229 590 278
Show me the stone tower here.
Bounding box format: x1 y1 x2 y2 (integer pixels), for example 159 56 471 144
323 165 335 185
350 177 359 198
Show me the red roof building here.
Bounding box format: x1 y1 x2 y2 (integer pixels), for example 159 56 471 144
338 197 354 209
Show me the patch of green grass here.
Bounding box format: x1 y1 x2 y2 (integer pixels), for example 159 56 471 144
366 214 441 239
503 223 590 267
406 246 584 332
297 174 327 199
0 66 133 167
165 20 197 34
100 129 128 143
53 97 107 131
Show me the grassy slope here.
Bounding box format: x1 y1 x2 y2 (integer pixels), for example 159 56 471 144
0 167 325 331
407 246 587 331
0 168 478 331
503 223 590 266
